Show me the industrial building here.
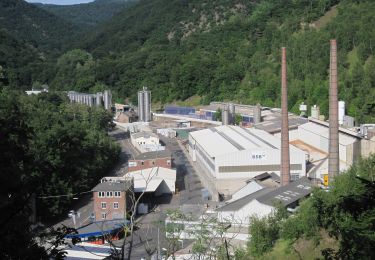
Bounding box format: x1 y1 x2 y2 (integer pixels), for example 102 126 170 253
138 87 151 122
199 102 261 125
188 125 306 200
128 150 172 171
216 177 313 225
127 167 176 196
130 131 165 153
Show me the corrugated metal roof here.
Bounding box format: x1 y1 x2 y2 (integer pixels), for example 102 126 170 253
299 122 357 146
257 177 313 207
190 125 293 158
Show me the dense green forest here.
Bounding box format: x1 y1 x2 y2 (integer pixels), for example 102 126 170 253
0 0 78 51
1 0 374 122
0 90 119 258
77 0 374 123
36 0 137 30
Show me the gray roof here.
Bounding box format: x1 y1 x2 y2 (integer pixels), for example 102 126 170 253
253 172 280 182
257 177 313 207
254 115 308 134
92 181 132 192
216 188 275 212
217 177 313 212
134 150 172 160
131 132 158 139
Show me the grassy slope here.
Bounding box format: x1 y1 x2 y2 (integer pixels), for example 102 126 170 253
260 232 338 260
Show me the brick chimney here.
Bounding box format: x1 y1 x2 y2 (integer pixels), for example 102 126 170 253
281 47 290 186
328 39 339 179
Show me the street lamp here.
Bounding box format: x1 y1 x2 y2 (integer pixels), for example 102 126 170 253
68 210 81 229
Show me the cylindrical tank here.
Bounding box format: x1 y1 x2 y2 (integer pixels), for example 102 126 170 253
138 90 145 122
253 103 262 124
311 105 320 119
104 90 112 110
96 92 102 106
338 101 345 125
228 103 235 124
222 105 229 125
144 88 151 122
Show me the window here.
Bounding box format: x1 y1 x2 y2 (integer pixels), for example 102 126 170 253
152 160 155 165
114 191 121 198
141 161 144 166
106 191 113 197
113 202 119 209
101 212 106 220
101 202 107 209
98 191 105 198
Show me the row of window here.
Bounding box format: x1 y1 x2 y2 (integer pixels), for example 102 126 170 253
98 191 121 198
101 202 119 209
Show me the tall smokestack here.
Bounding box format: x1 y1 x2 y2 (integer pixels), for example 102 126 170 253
281 47 290 186
328 39 339 179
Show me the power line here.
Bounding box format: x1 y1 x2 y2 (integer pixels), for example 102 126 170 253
37 190 92 199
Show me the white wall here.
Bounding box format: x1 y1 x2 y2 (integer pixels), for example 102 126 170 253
218 199 274 225
215 148 306 180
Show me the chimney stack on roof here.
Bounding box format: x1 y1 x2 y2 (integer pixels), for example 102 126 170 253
281 47 290 186
328 39 340 179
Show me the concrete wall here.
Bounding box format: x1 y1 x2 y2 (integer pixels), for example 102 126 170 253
361 138 375 158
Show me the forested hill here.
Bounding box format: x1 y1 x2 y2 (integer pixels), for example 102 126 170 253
0 31 47 89
35 0 137 30
0 0 78 51
68 0 374 123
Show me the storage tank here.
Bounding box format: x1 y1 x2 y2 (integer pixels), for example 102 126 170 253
103 90 112 110
311 105 320 119
228 103 235 124
144 87 151 122
222 105 229 125
338 101 345 125
253 103 262 124
96 92 102 106
138 90 144 121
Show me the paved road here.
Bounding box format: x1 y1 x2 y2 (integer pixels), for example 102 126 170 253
55 127 207 259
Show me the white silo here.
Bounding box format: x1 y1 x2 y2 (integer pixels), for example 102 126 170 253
338 101 345 125
228 103 235 124
222 105 229 125
253 103 262 124
138 87 151 122
311 105 320 119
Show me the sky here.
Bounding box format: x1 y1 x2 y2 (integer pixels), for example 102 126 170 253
26 0 94 5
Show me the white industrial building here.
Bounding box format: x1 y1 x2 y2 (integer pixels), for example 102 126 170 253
216 177 313 225
131 132 165 153
127 167 176 196
298 120 361 166
188 125 306 199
